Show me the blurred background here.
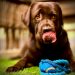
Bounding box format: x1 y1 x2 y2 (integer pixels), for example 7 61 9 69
0 0 75 59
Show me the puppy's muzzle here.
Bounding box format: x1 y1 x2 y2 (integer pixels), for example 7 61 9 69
42 25 57 44
42 25 53 34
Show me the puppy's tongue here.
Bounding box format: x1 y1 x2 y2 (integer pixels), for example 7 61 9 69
42 32 56 43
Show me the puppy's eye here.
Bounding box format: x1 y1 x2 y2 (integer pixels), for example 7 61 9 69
35 14 42 21
51 15 56 20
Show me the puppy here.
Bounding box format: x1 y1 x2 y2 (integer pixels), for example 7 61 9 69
6 2 75 72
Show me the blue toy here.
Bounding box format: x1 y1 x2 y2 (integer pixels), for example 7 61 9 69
39 59 71 75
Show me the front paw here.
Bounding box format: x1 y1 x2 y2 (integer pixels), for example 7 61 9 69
6 66 21 72
70 62 75 72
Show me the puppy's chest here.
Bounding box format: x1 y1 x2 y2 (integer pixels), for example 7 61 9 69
38 46 62 59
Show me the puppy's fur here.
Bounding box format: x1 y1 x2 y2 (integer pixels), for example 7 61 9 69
6 2 75 72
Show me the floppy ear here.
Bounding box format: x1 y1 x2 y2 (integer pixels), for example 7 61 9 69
58 5 63 26
59 9 63 26
22 7 31 26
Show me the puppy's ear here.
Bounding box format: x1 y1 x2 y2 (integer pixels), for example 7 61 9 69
22 7 31 26
58 5 63 26
59 10 63 26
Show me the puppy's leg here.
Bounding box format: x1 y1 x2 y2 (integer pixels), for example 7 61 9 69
64 48 75 72
6 58 27 72
6 50 33 72
70 60 75 72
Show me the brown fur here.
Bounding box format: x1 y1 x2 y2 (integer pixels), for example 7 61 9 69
6 2 75 72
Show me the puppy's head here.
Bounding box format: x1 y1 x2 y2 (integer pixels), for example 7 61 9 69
23 2 63 44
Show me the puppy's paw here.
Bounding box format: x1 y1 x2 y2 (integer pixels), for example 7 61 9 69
70 62 75 72
6 66 21 72
71 66 75 72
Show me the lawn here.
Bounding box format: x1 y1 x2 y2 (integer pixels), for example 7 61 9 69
0 58 75 75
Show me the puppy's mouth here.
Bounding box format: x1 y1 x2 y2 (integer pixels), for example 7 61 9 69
42 26 57 43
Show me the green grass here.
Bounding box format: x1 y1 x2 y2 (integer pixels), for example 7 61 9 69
0 58 75 75
0 58 40 75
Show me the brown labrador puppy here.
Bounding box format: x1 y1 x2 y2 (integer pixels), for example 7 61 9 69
6 2 75 72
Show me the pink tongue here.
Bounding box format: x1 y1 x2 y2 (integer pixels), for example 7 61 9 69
42 32 56 43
